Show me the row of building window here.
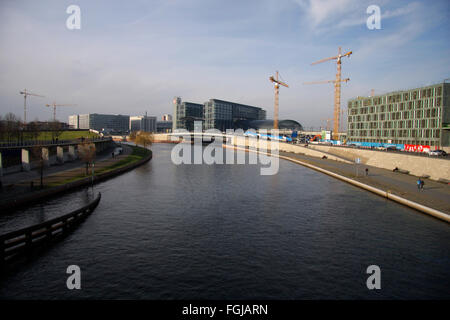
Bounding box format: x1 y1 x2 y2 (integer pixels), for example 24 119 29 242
349 99 442 115
350 118 441 130
349 110 441 123
349 86 443 108
349 129 441 139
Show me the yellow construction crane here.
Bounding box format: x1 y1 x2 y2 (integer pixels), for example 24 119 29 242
308 47 352 140
45 102 77 121
19 89 45 124
269 71 289 130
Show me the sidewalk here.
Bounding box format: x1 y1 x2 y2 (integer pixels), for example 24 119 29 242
280 151 450 215
0 144 132 203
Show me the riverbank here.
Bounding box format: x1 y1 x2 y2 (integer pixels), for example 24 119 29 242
0 144 152 212
225 145 450 223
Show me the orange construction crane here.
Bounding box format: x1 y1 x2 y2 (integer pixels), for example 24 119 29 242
19 89 45 124
308 47 352 140
269 71 289 130
45 102 77 121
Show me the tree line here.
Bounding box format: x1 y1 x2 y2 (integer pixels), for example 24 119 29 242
0 112 65 143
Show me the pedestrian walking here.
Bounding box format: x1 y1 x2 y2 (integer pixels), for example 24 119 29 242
417 178 422 191
420 179 425 190
365 168 369 176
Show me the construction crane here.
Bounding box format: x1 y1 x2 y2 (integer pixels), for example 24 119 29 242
19 89 45 124
321 118 332 131
45 102 77 121
308 47 352 140
269 71 289 130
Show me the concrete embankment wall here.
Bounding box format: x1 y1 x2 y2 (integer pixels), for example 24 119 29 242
0 147 152 212
227 144 450 223
153 134 176 143
307 144 450 181
229 136 353 164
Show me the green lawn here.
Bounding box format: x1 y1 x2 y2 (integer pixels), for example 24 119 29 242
47 146 151 187
26 130 99 141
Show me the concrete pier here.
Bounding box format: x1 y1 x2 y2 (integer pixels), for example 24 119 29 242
42 148 50 167
68 145 76 160
57 146 64 164
21 149 30 172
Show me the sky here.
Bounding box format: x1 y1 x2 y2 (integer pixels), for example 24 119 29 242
0 0 449 129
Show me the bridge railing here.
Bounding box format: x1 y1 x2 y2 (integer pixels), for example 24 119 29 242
0 137 112 148
0 193 101 266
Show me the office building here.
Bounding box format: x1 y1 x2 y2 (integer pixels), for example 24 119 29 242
130 115 157 132
68 115 79 129
74 113 130 133
203 99 266 132
347 82 450 149
157 120 172 133
173 97 204 132
172 97 267 132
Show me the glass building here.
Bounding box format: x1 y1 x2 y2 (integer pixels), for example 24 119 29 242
347 82 450 149
203 99 266 131
75 113 130 133
173 97 266 132
172 97 204 132
130 115 157 132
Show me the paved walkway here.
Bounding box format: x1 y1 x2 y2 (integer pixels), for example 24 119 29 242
280 151 450 215
0 144 132 202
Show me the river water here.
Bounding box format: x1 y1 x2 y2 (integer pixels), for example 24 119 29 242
0 143 449 299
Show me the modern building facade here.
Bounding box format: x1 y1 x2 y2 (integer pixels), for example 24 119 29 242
347 82 450 149
172 97 267 132
157 120 172 133
234 119 303 132
203 99 266 131
162 114 172 121
172 97 205 132
74 113 130 133
130 115 157 132
68 115 79 129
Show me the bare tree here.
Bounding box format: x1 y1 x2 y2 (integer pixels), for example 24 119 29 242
78 142 96 175
27 119 41 142
134 131 153 148
128 131 137 145
4 113 21 143
49 120 63 142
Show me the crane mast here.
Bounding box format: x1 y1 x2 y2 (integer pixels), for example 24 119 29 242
269 71 289 130
308 47 352 140
19 89 45 124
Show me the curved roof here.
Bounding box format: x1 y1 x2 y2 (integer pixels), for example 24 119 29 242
234 119 303 131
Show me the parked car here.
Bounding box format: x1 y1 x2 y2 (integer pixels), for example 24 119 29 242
428 149 447 156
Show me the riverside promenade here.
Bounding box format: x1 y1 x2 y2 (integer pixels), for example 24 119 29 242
0 144 151 211
279 150 450 216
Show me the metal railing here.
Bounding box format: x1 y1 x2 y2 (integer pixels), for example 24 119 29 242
0 193 101 266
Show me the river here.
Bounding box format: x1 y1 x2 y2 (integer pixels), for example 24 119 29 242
0 143 449 299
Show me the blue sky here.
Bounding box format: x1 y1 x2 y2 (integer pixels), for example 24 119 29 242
0 0 449 129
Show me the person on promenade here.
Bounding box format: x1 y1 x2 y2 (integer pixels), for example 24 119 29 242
365 168 369 176
417 178 422 191
420 179 425 190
